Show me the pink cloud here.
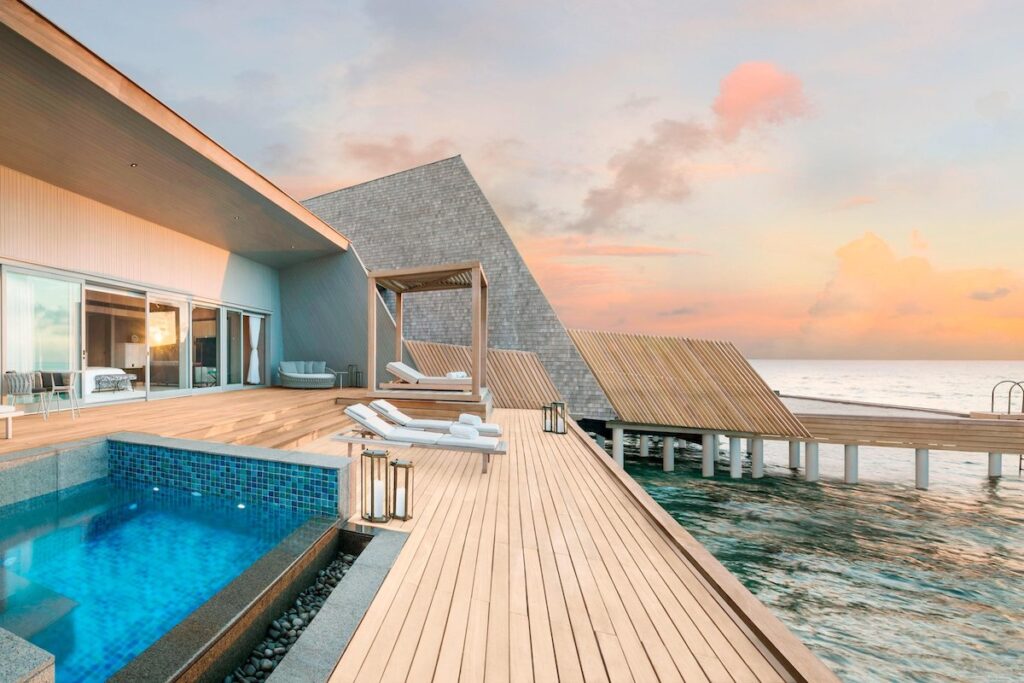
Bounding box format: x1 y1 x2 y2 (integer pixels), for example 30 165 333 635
569 61 807 233
713 62 808 142
342 134 455 175
836 194 876 209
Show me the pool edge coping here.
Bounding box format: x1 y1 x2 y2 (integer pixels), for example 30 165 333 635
0 626 55 683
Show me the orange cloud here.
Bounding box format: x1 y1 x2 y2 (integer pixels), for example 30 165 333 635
521 234 701 258
523 229 1024 359
796 232 1024 358
713 62 808 142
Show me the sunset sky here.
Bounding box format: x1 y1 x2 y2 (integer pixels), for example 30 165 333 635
35 0 1024 359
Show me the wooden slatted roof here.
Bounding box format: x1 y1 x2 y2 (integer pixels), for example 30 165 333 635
568 329 810 438
371 262 486 294
405 340 561 409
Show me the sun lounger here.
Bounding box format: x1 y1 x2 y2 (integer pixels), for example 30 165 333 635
335 403 506 473
369 399 502 437
380 361 473 391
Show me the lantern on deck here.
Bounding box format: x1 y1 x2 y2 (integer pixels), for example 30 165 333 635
543 402 568 434
390 459 414 521
361 448 391 523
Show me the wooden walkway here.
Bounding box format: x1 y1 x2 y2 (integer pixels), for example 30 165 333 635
304 409 835 682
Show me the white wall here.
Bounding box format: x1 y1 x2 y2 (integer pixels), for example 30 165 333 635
0 164 278 312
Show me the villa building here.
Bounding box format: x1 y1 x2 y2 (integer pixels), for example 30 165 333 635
0 0 399 405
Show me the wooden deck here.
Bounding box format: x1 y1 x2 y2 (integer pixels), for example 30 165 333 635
1 389 836 681
0 387 363 457
783 394 1024 453
304 409 836 682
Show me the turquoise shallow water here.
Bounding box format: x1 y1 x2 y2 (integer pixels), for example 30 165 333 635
620 360 1024 683
0 479 308 682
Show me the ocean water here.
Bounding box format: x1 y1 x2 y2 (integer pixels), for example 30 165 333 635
0 479 309 682
622 360 1024 683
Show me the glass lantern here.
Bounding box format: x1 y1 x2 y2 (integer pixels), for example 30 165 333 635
361 448 391 523
542 402 568 434
390 459 414 521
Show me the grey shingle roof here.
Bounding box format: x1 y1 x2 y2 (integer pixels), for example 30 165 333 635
303 156 614 419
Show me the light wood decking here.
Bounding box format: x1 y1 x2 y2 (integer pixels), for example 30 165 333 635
1 390 835 681
305 409 836 683
0 388 360 456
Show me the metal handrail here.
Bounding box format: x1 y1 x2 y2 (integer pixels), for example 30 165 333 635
990 380 1024 413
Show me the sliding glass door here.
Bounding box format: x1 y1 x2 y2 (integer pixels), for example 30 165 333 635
224 309 266 387
147 298 188 395
1 269 82 408
83 286 146 403
191 305 219 389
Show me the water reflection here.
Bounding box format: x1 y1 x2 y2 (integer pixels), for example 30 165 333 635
618 438 1023 682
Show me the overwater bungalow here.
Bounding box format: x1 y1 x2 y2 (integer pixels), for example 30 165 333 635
6 1 1017 682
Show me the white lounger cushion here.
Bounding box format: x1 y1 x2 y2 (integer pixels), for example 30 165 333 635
448 423 479 439
346 403 501 451
344 404 439 445
437 433 500 450
386 361 425 384
385 361 472 387
446 371 469 379
0 405 14 414
369 400 503 437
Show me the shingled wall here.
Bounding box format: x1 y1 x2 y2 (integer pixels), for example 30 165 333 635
303 156 614 419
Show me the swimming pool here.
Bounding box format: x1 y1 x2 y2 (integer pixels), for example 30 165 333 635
0 478 311 682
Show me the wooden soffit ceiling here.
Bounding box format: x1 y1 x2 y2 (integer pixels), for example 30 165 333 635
0 1 349 268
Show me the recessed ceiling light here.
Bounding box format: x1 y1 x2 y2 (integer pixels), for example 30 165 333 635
129 162 138 167
233 215 239 220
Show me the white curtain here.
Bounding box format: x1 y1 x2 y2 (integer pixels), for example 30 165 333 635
246 316 262 384
6 274 36 371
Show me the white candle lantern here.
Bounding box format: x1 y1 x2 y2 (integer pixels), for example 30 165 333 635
361 448 391 523
390 458 414 521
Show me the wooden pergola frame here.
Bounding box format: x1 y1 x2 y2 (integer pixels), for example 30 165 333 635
367 261 489 398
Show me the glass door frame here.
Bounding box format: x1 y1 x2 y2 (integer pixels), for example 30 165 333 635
0 264 85 407
224 308 268 390
189 299 224 394
145 293 191 399
82 283 148 404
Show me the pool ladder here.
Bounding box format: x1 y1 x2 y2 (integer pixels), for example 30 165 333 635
989 381 1024 474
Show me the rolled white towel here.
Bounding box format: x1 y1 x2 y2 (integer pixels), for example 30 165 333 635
459 413 482 426
449 423 480 439
446 371 469 379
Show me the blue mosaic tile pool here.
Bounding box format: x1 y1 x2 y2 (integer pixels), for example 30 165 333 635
108 439 340 516
0 479 311 682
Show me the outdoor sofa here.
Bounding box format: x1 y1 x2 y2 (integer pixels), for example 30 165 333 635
278 361 337 389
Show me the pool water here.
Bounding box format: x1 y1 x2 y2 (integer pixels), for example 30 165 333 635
0 479 310 682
